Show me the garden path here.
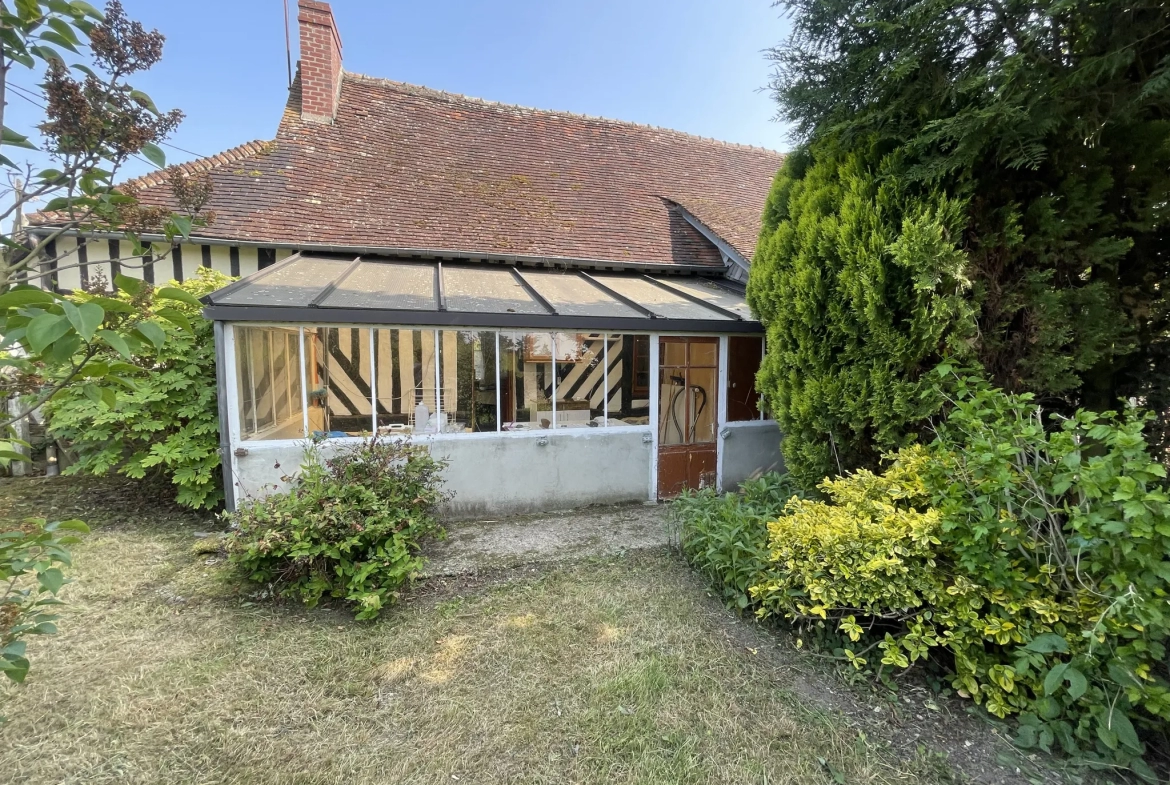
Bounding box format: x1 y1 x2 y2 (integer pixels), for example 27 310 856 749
424 502 671 575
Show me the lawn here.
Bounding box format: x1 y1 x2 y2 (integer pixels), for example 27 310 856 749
1 477 986 784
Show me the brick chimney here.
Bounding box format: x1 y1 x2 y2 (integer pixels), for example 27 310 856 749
297 0 343 123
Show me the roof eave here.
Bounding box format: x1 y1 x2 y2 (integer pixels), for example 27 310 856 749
202 304 763 334
27 226 733 276
671 204 752 282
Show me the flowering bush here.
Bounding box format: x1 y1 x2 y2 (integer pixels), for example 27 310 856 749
227 438 449 620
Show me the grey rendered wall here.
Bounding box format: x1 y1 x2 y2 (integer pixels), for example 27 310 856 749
720 422 784 490
432 429 652 518
228 429 653 518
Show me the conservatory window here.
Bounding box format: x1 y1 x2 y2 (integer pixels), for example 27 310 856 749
234 325 656 440
235 325 304 441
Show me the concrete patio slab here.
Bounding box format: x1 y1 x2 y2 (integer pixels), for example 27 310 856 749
423 502 672 576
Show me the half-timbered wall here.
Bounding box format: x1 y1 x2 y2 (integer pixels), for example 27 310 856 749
33 235 292 293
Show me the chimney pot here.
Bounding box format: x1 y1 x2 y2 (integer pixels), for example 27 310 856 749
297 0 343 124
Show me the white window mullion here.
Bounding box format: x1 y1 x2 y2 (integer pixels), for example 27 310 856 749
494 331 501 433
603 335 609 427
299 326 309 438
370 329 378 435
550 333 557 429
433 330 441 431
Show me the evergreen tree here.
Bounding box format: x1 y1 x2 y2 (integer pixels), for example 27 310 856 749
749 142 973 488
753 0 1170 475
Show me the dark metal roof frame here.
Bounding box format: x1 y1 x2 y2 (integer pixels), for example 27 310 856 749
577 271 659 319
639 275 744 321
202 304 764 334
510 268 558 315
308 256 362 306
197 251 303 305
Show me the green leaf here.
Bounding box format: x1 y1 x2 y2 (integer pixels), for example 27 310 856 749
96 329 131 359
134 320 166 349
1108 710 1142 753
1014 723 1038 749
1023 633 1068 654
2 125 38 150
170 214 193 239
38 567 66 593
140 141 166 169
155 306 191 332
69 301 103 340
156 286 202 308
129 89 159 114
26 312 71 353
45 332 81 363
44 16 81 45
1 654 30 683
1130 758 1159 783
1043 662 1068 696
82 382 102 405
113 274 144 296
1107 661 1143 689
0 450 32 463
1065 666 1087 700
0 288 55 308
70 1 104 21
37 30 79 53
100 387 117 410
14 0 40 23
54 519 89 533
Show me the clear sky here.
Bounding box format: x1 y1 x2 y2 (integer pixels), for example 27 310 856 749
4 1 791 186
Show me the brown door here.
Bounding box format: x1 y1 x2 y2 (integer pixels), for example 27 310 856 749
657 337 719 499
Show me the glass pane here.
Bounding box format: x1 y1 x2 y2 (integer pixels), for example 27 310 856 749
439 330 497 433
236 327 255 436
605 334 650 426
252 329 274 430
727 335 763 422
659 366 689 445
661 340 686 367
235 325 304 441
306 327 374 438
551 333 603 429
499 332 553 430
371 328 438 434
690 340 717 367
688 367 718 443
656 339 719 446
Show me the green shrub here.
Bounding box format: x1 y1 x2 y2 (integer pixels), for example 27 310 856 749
673 473 801 611
227 438 448 620
748 143 975 489
675 376 1170 779
745 380 1170 779
1 517 88 716
45 268 230 509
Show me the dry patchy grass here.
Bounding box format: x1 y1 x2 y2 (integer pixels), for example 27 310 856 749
0 478 960 785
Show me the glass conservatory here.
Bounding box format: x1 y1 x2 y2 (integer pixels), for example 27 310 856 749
204 253 782 517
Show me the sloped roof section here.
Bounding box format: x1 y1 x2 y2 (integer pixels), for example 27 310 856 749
106 74 784 269
203 252 761 333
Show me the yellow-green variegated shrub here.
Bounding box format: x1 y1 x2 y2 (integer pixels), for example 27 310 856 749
746 379 1170 780
751 447 946 670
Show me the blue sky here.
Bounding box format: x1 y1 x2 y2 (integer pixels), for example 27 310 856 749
5 1 791 185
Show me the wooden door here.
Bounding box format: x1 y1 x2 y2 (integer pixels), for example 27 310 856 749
657 337 719 499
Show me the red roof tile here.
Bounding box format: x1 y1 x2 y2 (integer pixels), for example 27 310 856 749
65 74 784 269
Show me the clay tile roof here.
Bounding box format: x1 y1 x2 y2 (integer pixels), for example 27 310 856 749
68 73 785 269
